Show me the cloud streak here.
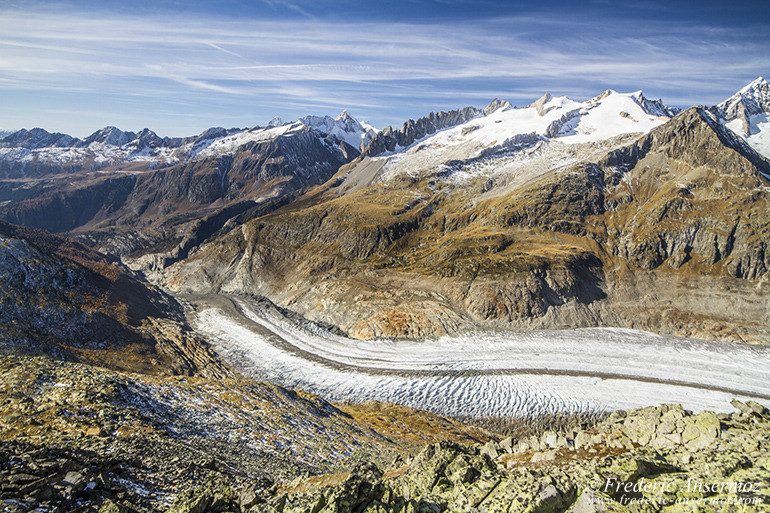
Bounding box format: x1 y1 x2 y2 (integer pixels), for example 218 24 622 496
0 7 767 136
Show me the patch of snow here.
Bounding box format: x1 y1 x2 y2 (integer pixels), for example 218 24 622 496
193 123 301 159
725 113 770 159
300 111 377 150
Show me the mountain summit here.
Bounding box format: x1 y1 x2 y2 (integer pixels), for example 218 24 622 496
712 77 770 156
299 110 377 150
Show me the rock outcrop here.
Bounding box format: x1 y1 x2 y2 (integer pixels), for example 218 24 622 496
235 401 770 512
359 107 481 158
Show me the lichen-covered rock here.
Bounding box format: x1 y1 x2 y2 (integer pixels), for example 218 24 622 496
256 401 770 512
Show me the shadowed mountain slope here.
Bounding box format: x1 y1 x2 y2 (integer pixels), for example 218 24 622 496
0 220 229 376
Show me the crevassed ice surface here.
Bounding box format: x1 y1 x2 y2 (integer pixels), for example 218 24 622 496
194 297 770 417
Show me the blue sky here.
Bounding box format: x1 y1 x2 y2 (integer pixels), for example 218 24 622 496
0 0 768 137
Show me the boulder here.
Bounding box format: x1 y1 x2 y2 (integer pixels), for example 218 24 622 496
681 411 720 451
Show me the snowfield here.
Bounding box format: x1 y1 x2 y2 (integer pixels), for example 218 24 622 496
193 296 770 418
369 90 673 184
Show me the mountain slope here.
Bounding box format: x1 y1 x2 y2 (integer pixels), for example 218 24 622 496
0 220 229 376
162 105 770 342
0 122 361 271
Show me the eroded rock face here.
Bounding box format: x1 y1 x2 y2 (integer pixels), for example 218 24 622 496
359 107 482 158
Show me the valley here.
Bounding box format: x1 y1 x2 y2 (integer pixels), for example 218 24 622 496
2 77 770 512
190 294 770 417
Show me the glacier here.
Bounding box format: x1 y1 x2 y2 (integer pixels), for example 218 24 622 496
192 295 770 418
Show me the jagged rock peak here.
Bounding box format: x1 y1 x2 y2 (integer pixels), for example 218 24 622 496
334 110 364 132
335 109 355 124
718 76 770 116
528 92 553 116
712 77 770 138
84 126 134 147
0 128 80 149
483 98 512 115
735 76 769 106
629 90 680 118
360 106 481 158
267 116 286 128
590 89 617 103
646 106 770 178
298 111 374 150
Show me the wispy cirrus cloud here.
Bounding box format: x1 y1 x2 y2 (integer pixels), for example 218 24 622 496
0 6 767 136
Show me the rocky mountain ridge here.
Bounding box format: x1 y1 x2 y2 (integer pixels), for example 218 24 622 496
0 220 229 377
0 111 375 178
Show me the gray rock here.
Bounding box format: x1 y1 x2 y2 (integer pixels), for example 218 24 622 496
499 437 514 454
63 471 85 489
480 440 499 460
746 400 770 418
681 411 719 451
566 488 612 513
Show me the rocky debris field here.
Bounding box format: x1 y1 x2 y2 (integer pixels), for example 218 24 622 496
226 401 770 513
0 221 229 378
0 355 490 512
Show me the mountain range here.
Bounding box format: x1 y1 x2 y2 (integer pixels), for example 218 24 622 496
1 79 769 347
2 78 770 512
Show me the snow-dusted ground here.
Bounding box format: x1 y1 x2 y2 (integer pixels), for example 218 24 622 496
193 296 770 417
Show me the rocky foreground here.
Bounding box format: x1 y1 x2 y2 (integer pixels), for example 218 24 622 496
0 354 490 512
169 404 770 513
2 352 768 513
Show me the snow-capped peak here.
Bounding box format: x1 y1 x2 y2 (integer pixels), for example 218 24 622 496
715 77 770 158
299 111 377 150
267 116 287 128
335 110 355 124
366 88 676 184
718 77 770 118
739 76 768 95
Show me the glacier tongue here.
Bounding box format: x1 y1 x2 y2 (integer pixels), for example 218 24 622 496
192 296 770 418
